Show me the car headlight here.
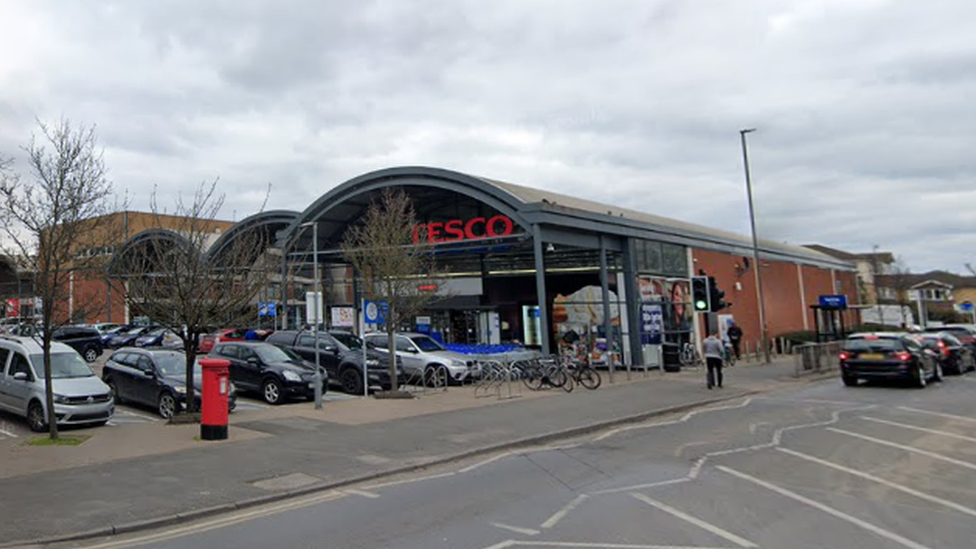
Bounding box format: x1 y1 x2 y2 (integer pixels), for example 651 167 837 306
366 359 380 367
451 360 467 368
174 386 187 394
283 370 302 382
53 394 68 404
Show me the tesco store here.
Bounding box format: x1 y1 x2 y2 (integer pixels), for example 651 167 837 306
269 166 857 368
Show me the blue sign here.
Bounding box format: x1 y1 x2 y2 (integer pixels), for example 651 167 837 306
258 302 277 317
958 301 974 312
818 295 848 310
364 299 387 324
640 303 663 345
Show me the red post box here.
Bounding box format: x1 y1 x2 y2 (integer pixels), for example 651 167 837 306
200 358 231 440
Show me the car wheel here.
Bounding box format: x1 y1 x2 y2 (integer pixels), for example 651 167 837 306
157 392 178 419
106 379 123 405
83 347 99 363
933 362 943 382
340 368 363 395
915 364 927 388
27 401 46 432
262 378 283 405
842 375 858 387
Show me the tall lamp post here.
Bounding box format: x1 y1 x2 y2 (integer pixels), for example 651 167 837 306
740 128 770 364
299 221 324 409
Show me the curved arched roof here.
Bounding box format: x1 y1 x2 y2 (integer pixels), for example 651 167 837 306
107 228 199 275
208 209 298 266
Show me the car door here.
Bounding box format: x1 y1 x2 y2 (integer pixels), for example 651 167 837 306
5 352 36 415
236 346 264 389
105 352 137 401
297 334 339 375
133 355 160 406
903 337 931 376
395 336 425 377
215 345 249 389
0 348 13 412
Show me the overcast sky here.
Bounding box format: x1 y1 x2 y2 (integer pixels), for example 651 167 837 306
1 0 973 273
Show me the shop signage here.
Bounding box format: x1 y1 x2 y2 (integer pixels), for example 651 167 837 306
412 215 515 244
818 294 848 310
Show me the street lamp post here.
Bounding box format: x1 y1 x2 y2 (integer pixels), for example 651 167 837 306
300 221 323 410
740 128 770 364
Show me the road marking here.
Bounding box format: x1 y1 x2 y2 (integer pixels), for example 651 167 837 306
490 522 541 536
630 493 757 548
115 409 161 421
343 489 380 499
748 422 772 435
898 406 976 424
593 399 752 442
859 416 976 443
460 451 518 473
827 427 976 471
0 427 19 438
512 543 737 549
590 405 875 496
361 471 456 490
77 491 348 549
777 447 976 518
716 466 932 549
541 494 589 529
480 540 518 549
755 396 859 406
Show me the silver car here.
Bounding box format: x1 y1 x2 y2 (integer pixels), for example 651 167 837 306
364 332 477 385
0 336 114 432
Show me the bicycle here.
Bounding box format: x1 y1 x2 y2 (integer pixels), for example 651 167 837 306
562 360 602 391
521 357 569 391
679 342 702 368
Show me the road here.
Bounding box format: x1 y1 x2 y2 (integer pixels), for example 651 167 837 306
34 371 976 549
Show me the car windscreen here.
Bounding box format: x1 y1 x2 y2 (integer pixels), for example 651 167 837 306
34 353 94 379
147 328 166 336
154 353 184 376
843 338 904 352
331 333 361 351
125 327 145 335
411 336 445 352
255 345 300 363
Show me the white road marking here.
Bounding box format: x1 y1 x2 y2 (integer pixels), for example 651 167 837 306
0 427 19 438
716 466 932 549
480 540 518 549
541 494 589 529
114 410 161 421
590 405 875 496
512 543 736 549
755 396 859 406
859 416 976 443
593 399 752 442
777 447 976 518
343 489 380 499
748 422 772 435
490 522 541 536
76 491 348 549
827 427 976 472
898 406 976 424
361 471 456 490
460 451 517 473
630 493 758 548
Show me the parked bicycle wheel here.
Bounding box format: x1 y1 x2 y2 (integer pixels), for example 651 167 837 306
577 367 602 390
548 367 570 389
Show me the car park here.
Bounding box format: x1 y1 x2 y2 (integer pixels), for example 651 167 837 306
363 332 478 386
839 332 941 388
208 342 326 405
266 329 403 394
91 322 122 336
915 332 976 375
198 327 272 353
105 325 156 349
51 326 104 363
102 348 236 418
134 327 183 349
0 335 114 432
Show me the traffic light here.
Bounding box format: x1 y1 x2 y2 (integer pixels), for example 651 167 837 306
708 276 728 312
692 276 710 312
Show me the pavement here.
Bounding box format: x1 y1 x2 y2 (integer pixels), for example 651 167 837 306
0 355 811 547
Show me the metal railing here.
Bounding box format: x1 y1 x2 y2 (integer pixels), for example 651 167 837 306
792 341 842 377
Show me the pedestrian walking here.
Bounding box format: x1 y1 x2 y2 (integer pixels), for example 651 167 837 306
703 331 725 389
726 322 743 360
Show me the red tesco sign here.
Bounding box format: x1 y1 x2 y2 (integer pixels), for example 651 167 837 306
412 215 515 244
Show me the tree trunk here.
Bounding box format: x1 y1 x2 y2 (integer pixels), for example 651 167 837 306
43 334 58 439
184 335 197 414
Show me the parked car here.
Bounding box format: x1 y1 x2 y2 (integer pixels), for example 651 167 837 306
266 329 403 394
208 342 327 405
0 335 114 431
134 327 183 349
102 348 236 418
915 332 976 375
839 332 941 388
51 326 104 363
924 324 976 354
105 325 156 349
91 322 123 336
363 332 478 386
198 328 272 353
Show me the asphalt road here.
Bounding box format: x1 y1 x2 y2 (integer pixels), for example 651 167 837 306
34 370 976 549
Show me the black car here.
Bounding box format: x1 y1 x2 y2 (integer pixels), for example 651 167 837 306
106 325 156 349
52 326 103 363
265 330 403 394
102 348 237 418
924 324 976 354
209 342 327 405
916 332 976 375
839 332 941 388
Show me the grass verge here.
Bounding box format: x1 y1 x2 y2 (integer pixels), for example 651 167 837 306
26 434 91 447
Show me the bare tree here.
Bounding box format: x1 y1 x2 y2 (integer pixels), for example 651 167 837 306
0 119 124 438
341 189 443 392
886 257 914 326
110 181 274 415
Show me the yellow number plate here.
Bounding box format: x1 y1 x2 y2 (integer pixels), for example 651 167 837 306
860 353 885 360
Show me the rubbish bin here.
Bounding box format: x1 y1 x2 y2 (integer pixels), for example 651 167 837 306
662 342 681 372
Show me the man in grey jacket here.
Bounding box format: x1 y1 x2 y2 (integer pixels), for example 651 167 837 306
703 331 725 389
